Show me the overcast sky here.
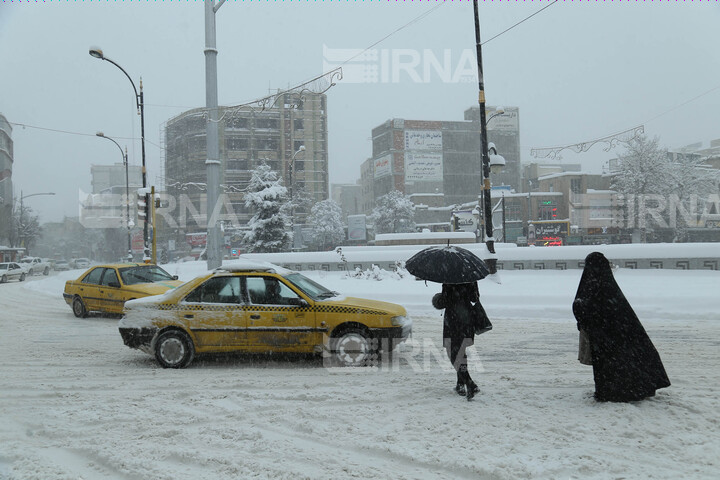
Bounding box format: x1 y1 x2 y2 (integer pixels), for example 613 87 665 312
2 1 719 223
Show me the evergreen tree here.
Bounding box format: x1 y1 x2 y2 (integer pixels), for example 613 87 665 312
308 199 345 250
243 162 291 252
371 190 415 234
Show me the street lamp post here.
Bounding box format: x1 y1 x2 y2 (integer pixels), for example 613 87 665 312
89 48 149 260
96 132 133 261
472 0 503 274
18 191 55 251
289 145 306 250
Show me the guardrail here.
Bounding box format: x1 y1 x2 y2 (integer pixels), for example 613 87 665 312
239 242 720 271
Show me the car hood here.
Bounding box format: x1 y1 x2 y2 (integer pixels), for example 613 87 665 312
323 296 407 316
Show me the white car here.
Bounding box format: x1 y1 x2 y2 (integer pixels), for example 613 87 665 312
74 258 91 269
0 262 27 283
19 257 52 276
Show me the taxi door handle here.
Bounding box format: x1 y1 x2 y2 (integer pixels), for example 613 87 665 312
250 314 261 319
184 314 194 319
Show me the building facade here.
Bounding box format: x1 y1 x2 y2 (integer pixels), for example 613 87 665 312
367 106 521 212
91 163 143 194
0 114 14 245
164 92 329 237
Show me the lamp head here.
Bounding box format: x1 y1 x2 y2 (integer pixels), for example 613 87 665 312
298 145 306 152
89 48 104 60
96 132 105 137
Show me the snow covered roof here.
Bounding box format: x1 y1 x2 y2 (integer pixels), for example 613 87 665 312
216 258 293 275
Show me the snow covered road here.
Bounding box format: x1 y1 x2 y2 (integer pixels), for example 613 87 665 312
1 269 719 479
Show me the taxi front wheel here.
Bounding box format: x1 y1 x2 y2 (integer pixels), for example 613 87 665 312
330 327 378 367
155 330 195 369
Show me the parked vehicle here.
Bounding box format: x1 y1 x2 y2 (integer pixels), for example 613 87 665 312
74 258 91 269
119 260 412 368
0 262 26 283
19 257 52 275
54 260 70 271
63 263 184 317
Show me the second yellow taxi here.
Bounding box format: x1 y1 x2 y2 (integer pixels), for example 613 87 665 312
63 263 184 317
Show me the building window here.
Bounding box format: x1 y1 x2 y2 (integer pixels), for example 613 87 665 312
226 138 249 151
255 118 279 130
227 117 248 129
294 119 304 131
257 138 279 151
226 159 248 171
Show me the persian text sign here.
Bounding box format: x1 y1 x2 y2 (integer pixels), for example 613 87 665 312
405 152 443 182
374 154 392 179
405 130 442 151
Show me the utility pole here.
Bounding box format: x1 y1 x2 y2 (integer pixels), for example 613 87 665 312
205 0 226 270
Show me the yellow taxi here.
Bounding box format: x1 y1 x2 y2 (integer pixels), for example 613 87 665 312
63 263 184 317
118 260 412 368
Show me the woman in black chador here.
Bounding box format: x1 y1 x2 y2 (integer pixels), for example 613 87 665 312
573 252 670 402
432 282 484 400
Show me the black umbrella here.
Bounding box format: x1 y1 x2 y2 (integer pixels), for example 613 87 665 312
405 245 490 284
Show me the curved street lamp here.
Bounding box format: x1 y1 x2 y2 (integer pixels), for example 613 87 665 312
96 132 133 261
18 191 55 251
89 47 149 259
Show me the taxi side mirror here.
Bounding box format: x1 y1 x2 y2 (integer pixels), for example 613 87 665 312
172 275 179 280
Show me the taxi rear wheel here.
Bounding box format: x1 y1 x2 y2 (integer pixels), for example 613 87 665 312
72 297 88 318
330 327 377 367
155 330 195 369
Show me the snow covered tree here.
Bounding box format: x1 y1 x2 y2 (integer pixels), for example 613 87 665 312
9 202 41 252
371 190 415 234
308 199 345 250
611 135 720 242
243 162 291 253
611 136 670 197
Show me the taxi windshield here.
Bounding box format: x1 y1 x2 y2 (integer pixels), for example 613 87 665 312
284 273 338 301
119 265 174 285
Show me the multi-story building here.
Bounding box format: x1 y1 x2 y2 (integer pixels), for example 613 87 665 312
164 92 329 237
330 183 362 218
91 163 143 194
0 113 14 244
367 106 521 212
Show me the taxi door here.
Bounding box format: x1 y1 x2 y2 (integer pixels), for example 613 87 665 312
179 276 247 348
243 276 318 351
77 267 105 311
97 268 125 314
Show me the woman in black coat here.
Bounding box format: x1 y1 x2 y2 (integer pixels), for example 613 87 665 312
432 282 484 400
573 252 671 402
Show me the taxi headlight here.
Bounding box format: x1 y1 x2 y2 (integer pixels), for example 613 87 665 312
391 315 408 326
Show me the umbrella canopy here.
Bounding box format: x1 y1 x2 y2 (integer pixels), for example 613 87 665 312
405 245 490 284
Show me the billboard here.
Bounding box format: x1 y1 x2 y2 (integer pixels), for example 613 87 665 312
404 130 442 150
487 107 519 132
374 154 392 179
405 152 443 182
347 214 367 241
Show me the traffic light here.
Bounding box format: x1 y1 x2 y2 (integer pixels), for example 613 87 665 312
137 191 147 223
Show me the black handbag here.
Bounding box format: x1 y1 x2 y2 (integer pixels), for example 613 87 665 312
472 301 493 335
